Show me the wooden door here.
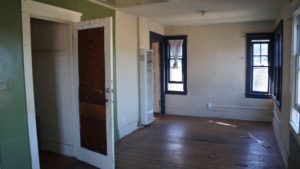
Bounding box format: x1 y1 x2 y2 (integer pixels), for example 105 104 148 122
78 27 107 155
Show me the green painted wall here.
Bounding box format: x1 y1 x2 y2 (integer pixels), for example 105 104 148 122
33 0 120 140
1 0 119 169
0 0 32 169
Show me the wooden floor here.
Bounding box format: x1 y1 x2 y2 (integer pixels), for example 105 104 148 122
116 115 285 169
39 151 97 169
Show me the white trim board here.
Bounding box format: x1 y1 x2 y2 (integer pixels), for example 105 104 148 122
22 0 82 23
273 118 289 168
40 139 75 157
21 1 82 169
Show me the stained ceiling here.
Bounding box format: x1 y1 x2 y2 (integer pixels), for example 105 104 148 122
97 0 284 26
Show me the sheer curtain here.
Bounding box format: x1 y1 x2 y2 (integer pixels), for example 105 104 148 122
169 39 183 69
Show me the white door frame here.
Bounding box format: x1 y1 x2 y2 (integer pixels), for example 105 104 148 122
73 17 115 169
21 1 82 169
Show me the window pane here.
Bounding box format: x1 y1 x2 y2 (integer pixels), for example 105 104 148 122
261 56 269 66
297 70 300 105
297 56 300 105
169 40 183 58
252 67 269 92
297 24 300 53
253 44 260 55
253 56 261 66
168 83 184 92
261 44 269 55
170 59 183 82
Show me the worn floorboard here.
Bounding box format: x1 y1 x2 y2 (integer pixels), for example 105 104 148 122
116 115 285 169
39 115 285 169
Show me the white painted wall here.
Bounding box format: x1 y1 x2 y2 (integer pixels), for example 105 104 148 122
165 21 275 122
31 19 74 156
273 0 300 167
115 11 140 138
138 17 165 49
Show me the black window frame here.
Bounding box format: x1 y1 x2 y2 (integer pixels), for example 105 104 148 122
273 20 283 108
246 33 273 99
165 35 188 95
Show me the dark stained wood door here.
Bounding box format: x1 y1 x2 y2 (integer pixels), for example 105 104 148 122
78 27 107 155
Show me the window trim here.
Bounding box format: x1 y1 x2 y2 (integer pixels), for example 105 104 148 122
165 35 188 95
290 8 300 135
245 33 273 99
273 20 283 109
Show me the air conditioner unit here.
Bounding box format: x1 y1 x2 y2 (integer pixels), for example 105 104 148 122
139 49 154 125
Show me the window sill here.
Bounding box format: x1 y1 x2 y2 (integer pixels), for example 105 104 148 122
165 91 187 95
246 93 271 99
290 121 299 134
290 121 300 145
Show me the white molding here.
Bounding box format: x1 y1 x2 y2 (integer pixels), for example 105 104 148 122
22 12 41 169
166 107 273 122
77 18 110 30
22 0 82 23
40 139 75 157
73 17 115 169
118 120 139 139
21 2 82 169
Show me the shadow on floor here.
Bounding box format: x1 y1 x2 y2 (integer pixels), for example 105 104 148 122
40 151 98 169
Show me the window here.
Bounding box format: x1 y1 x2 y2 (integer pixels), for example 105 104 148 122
291 12 300 134
246 33 273 98
165 36 187 94
273 21 283 108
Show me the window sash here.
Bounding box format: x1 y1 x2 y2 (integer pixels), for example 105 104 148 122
251 66 270 93
165 36 187 94
246 33 273 98
294 54 300 112
291 14 300 134
168 58 183 83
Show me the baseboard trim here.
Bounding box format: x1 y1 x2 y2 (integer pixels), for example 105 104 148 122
118 120 138 139
40 139 75 157
166 109 273 122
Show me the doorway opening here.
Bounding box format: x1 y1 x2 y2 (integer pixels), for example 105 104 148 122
150 32 166 115
30 18 96 169
152 42 161 115
22 2 114 168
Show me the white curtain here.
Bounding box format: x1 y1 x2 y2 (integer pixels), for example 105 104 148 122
169 39 183 69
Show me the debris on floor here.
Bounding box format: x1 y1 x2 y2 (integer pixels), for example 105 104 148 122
241 132 271 149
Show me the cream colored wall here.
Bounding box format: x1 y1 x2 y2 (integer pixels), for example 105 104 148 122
165 21 275 122
273 0 300 167
31 19 75 156
138 17 165 49
115 12 164 138
115 11 139 138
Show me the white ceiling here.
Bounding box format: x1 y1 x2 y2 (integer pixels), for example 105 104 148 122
100 0 284 26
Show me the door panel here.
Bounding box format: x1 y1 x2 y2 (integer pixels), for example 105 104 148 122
78 27 107 155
